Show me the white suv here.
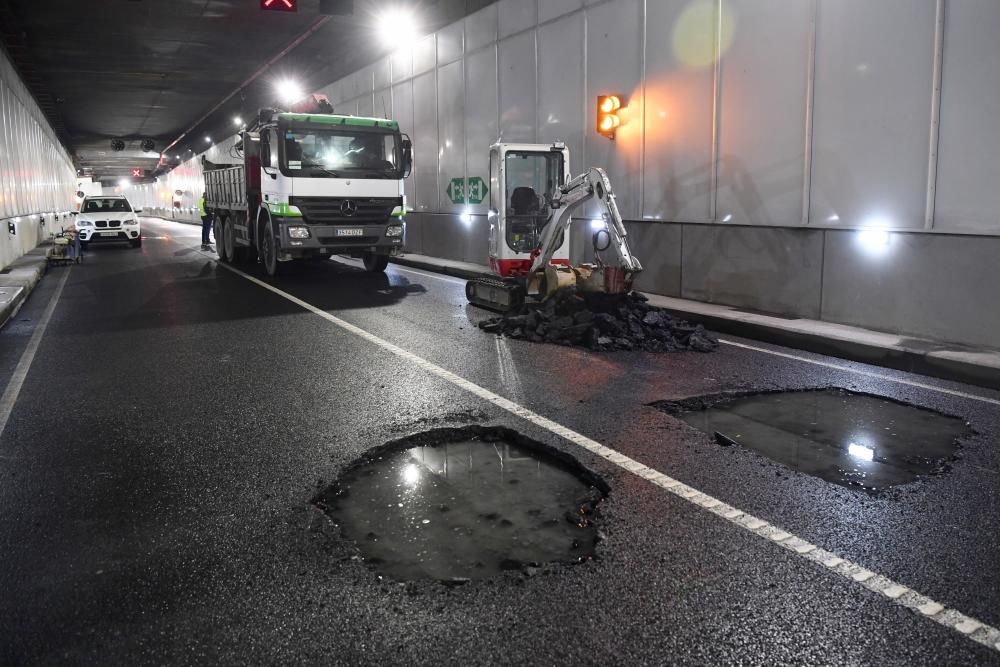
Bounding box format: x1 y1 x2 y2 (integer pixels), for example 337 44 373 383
76 195 142 248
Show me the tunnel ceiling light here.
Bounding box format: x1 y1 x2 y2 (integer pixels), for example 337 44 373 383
377 8 418 50
596 95 624 139
205 136 212 143
277 79 304 104
234 116 243 127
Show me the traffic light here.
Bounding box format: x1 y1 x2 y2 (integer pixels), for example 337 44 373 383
596 95 624 139
260 0 296 12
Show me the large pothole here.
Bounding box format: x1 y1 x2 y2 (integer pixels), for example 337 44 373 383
312 426 608 582
653 388 973 492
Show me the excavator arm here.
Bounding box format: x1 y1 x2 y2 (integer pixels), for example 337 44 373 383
528 167 642 292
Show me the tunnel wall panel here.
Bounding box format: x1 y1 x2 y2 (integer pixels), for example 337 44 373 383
0 47 77 270
820 232 1000 348
934 0 1000 234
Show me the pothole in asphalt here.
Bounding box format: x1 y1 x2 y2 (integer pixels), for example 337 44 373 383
312 426 608 582
653 388 972 492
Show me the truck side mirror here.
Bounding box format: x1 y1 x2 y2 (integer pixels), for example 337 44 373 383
401 136 413 177
260 136 271 167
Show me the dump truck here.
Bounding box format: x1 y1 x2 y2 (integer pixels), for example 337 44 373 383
203 95 412 276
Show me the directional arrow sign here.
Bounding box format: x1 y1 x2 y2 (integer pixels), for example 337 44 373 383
466 176 488 205
446 177 466 204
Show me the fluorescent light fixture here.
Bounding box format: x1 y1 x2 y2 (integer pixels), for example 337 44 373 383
589 219 605 230
377 8 418 50
722 214 733 222
234 116 243 126
848 442 875 461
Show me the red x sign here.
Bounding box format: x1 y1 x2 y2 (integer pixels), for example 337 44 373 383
261 0 296 11
132 168 142 178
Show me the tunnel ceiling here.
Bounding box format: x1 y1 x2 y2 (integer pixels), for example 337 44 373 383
0 0 489 183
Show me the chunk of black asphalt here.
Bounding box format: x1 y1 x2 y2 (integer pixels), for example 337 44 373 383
654 388 973 492
311 426 608 582
478 288 718 352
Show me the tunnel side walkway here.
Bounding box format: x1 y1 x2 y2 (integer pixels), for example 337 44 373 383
391 252 1000 391
0 246 51 330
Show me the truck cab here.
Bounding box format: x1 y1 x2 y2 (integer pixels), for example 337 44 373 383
205 104 412 276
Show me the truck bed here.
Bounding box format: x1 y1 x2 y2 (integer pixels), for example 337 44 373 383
204 164 248 211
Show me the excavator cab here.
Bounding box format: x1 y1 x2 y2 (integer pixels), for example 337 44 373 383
467 141 642 311
487 142 571 277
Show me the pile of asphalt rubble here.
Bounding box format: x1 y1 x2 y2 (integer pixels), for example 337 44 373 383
479 288 718 352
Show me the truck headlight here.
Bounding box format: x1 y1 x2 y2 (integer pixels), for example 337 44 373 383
288 226 311 239
385 224 404 237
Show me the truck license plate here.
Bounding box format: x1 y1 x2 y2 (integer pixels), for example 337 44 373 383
335 228 364 237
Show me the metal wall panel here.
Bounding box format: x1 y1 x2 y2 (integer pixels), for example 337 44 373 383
717 0 811 226
413 35 437 75
934 0 1000 234
537 12 584 173
391 80 416 206
437 60 466 214
412 71 440 211
437 21 465 65
498 0 536 38
498 31 536 143
373 57 391 90
585 0 642 219
465 4 498 53
357 93 374 117
464 47 498 213
642 0 715 223
538 0 581 24
391 47 413 82
809 0 936 229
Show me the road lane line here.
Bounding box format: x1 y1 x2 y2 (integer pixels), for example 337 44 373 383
211 253 1000 654
0 266 71 438
719 339 1000 407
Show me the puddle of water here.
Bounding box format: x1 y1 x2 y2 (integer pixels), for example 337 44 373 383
674 389 971 491
314 430 605 581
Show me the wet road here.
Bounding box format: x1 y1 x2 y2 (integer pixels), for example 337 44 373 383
1 217 999 665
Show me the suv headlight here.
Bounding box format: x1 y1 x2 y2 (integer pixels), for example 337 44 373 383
124 218 138 225
288 226 311 239
385 224 404 237
77 220 93 227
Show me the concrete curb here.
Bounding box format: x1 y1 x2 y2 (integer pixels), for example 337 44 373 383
0 246 51 330
390 254 1000 391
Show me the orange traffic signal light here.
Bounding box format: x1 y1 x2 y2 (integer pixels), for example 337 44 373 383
597 95 623 139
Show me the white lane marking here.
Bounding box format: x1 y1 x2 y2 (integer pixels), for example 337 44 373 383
390 263 467 285
0 267 72 438
720 339 1000 407
209 253 1000 655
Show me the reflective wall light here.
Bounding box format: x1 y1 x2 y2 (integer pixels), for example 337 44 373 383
589 218 606 231
857 228 891 253
460 209 473 225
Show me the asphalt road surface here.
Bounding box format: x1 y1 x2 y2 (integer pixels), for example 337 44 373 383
1 218 998 665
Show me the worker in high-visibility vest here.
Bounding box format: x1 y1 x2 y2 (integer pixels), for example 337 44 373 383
199 195 214 251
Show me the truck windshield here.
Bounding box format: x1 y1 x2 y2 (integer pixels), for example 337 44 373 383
283 127 401 178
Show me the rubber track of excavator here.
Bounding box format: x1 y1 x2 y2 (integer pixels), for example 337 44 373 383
465 277 525 313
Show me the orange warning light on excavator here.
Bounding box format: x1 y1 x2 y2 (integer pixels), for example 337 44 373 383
596 95 623 139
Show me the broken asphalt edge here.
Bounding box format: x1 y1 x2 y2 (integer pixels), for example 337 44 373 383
390 253 1000 392
0 246 51 331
